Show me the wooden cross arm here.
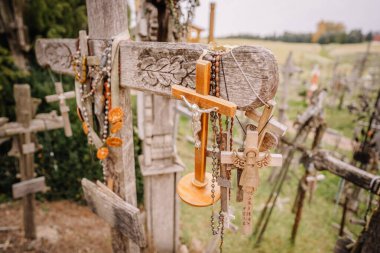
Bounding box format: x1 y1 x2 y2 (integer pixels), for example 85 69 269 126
0 116 64 137
45 91 76 103
172 85 236 117
35 38 77 76
312 151 380 196
36 39 279 111
12 177 47 199
245 109 287 137
221 151 282 167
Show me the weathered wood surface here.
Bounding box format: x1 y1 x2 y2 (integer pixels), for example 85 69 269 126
353 207 380 253
12 177 46 199
85 1 140 252
36 39 279 110
86 0 129 39
35 39 77 75
82 179 146 247
313 151 380 195
14 84 36 239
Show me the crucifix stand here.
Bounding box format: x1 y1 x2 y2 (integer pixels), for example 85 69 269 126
172 59 237 207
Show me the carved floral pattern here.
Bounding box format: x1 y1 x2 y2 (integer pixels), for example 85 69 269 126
138 55 195 89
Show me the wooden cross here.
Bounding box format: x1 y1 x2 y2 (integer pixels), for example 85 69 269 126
278 51 302 123
45 82 75 137
221 130 282 234
172 59 237 207
0 84 66 239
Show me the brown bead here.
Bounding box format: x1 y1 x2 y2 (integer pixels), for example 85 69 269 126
77 107 84 122
215 61 220 67
216 76 220 82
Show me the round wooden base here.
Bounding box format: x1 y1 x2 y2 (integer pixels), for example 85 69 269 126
176 172 221 207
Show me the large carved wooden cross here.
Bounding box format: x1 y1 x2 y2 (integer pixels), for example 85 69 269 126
0 84 67 239
34 1 279 251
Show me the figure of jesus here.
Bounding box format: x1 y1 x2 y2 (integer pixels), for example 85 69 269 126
181 95 217 149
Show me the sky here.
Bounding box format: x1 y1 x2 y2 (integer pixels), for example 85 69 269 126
191 0 380 37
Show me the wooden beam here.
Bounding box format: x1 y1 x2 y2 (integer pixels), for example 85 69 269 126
81 179 146 247
35 40 279 111
313 151 380 195
0 115 64 138
245 109 287 137
172 85 236 117
12 177 46 199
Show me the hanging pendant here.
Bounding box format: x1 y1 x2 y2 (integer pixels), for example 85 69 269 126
110 121 122 133
106 137 122 147
97 147 109 160
108 107 123 124
82 122 89 135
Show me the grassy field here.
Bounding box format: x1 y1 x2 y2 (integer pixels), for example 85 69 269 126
177 39 379 252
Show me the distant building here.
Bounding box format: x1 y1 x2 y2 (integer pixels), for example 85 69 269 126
373 33 380 42
187 24 204 43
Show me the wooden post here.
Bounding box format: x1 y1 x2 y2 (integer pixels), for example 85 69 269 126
85 1 139 252
14 84 36 239
208 2 215 43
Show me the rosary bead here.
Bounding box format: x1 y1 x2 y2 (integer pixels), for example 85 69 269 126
216 76 220 82
215 61 220 67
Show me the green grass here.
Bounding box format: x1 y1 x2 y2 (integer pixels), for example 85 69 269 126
176 119 350 252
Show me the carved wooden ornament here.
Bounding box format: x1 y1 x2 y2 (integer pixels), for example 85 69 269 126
36 40 279 111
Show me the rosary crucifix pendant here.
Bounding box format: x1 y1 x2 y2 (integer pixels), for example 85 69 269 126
181 95 217 149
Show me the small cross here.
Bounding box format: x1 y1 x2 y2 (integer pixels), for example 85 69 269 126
221 128 283 234
172 59 237 207
45 82 75 137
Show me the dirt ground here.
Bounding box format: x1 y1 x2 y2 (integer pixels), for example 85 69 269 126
0 200 112 253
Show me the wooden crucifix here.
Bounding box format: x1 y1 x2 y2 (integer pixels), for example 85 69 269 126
35 0 279 250
45 82 75 137
172 59 237 207
221 130 283 234
278 51 302 123
0 84 68 239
